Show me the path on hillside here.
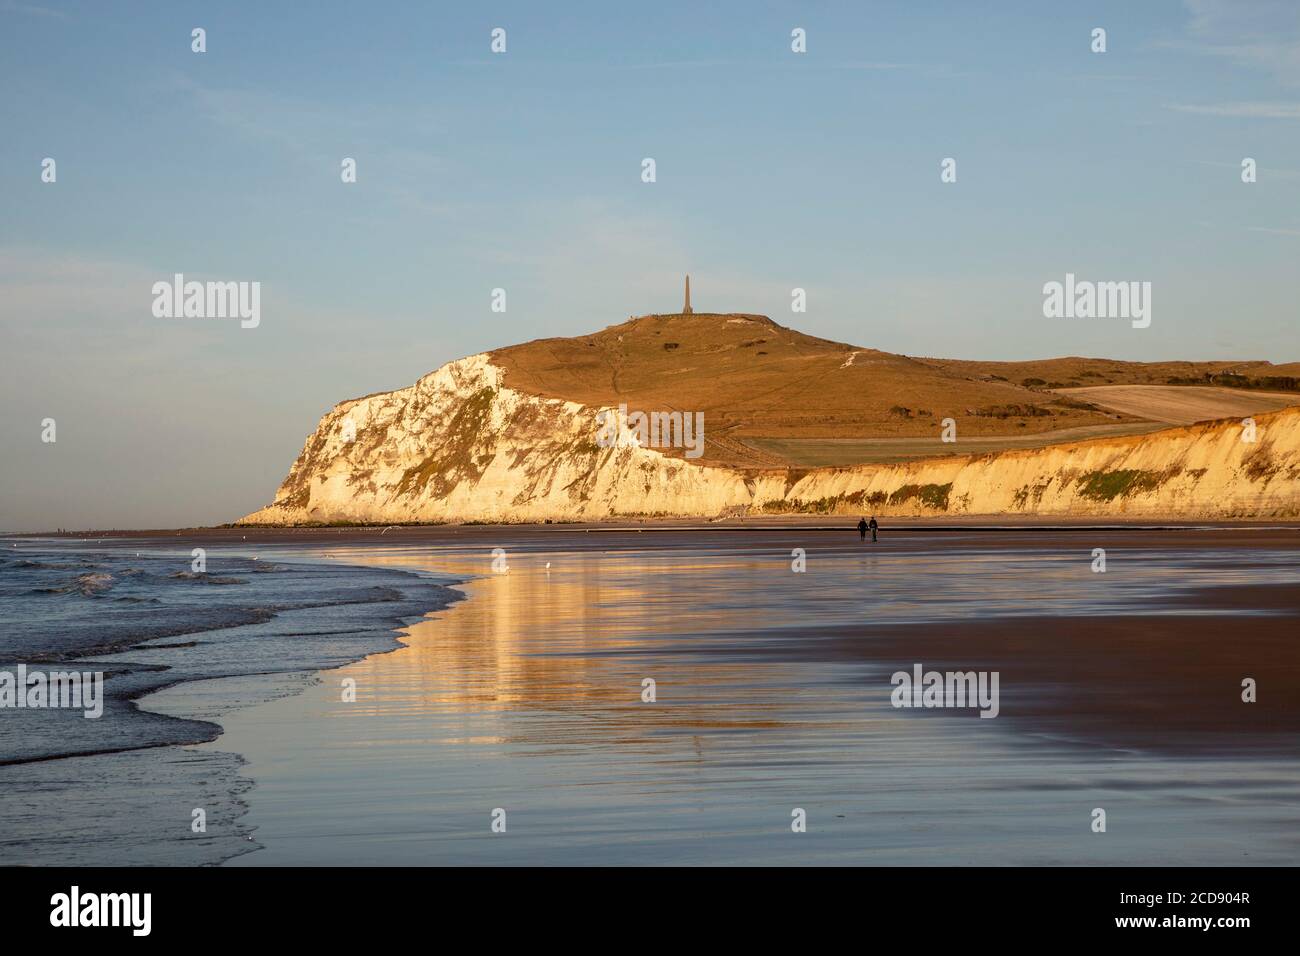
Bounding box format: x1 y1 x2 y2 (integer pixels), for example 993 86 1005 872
1058 385 1300 425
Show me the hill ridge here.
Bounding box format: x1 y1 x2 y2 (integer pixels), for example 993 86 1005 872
237 319 1300 524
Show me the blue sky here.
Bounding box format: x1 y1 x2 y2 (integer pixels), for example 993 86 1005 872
2 0 1298 529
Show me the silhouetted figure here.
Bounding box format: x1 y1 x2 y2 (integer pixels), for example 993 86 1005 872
869 516 879 542
858 517 868 541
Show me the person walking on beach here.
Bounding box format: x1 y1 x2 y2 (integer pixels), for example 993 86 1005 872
858 517 868 541
869 516 879 542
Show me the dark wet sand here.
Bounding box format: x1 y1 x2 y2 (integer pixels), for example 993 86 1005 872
70 522 1293 759
20 527 1300 763
773 583 1300 756
11 525 1299 864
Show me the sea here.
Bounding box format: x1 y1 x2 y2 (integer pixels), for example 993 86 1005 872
3 528 1299 865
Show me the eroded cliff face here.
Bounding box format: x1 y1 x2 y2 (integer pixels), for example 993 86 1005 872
774 409 1300 518
240 354 757 524
239 353 1300 524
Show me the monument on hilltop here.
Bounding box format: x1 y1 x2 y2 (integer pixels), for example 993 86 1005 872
683 275 693 314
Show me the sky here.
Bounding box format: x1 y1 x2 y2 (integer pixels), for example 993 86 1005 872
1 0 1298 530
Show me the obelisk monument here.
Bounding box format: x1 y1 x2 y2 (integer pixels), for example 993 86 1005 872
683 275 693 314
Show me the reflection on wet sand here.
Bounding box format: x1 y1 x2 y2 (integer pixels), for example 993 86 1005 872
214 531 1300 865
335 550 811 748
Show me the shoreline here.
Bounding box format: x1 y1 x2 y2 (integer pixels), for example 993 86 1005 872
8 529 1299 865
0 545 467 866
0 549 462 768
0 548 462 764
8 514 1300 543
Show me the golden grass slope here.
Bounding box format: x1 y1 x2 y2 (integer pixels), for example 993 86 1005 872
239 312 1300 524
921 355 1300 388
489 313 1138 467
239 346 1300 524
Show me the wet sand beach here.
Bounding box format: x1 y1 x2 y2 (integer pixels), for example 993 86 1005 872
137 525 1300 865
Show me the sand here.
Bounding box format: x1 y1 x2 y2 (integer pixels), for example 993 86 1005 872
119 525 1300 864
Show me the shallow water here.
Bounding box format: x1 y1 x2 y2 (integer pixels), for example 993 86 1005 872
155 534 1300 866
0 542 457 865
5 531 1298 865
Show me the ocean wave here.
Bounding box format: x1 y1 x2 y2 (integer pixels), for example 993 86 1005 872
1 546 461 771
78 572 114 593
5 558 96 571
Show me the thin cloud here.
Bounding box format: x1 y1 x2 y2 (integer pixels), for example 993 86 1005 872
621 59 739 70
164 74 449 214
1247 226 1300 236
0 1 69 20
829 61 966 78
830 62 918 71
615 59 959 74
1177 0 1300 85
1191 159 1300 179
1167 102 1300 118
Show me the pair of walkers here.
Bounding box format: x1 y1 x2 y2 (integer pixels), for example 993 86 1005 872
857 516 878 542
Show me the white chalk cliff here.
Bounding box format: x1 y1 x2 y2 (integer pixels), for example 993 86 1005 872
240 352 1300 524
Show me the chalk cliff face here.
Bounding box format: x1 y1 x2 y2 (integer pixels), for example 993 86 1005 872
240 351 1300 524
241 353 757 524
773 407 1300 519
